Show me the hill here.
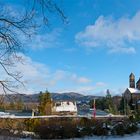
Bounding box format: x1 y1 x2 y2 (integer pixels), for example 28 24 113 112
1 92 101 103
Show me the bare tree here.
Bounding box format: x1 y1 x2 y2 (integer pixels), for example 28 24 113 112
0 0 67 102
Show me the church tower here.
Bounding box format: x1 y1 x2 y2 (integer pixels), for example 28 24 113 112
136 78 140 90
129 73 135 88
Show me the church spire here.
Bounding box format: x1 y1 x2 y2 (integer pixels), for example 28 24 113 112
129 73 135 88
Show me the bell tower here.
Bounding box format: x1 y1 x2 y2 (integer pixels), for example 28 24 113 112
129 73 135 88
136 78 140 90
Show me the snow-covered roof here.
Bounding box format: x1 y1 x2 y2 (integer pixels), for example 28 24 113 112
54 101 77 112
127 88 140 94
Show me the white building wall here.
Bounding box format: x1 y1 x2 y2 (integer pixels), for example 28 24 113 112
53 101 77 112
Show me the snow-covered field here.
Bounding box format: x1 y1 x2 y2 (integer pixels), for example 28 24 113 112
74 133 140 140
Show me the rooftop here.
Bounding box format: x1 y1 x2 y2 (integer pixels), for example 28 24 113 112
127 88 140 94
53 101 77 112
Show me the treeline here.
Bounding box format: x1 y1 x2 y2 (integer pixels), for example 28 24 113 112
0 100 24 111
0 100 38 111
89 89 131 115
0 90 51 113
90 90 116 114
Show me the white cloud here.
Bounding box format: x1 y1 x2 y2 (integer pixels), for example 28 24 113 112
0 53 92 94
57 86 96 94
7 53 50 94
27 28 63 49
0 53 108 95
95 82 106 87
1 4 25 18
0 4 63 50
75 11 140 53
71 74 91 84
78 77 91 83
56 82 107 95
63 48 77 52
48 70 92 87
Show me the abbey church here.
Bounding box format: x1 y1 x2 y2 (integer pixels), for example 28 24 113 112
124 73 140 109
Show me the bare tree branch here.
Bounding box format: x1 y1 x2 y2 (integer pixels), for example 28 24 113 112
0 0 67 103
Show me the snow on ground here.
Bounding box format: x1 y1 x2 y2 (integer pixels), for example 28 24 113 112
73 133 140 140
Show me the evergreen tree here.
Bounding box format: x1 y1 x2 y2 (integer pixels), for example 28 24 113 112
106 89 118 114
119 97 125 114
106 89 111 99
129 97 134 110
38 90 52 115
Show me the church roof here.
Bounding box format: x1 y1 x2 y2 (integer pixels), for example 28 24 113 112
136 78 140 84
127 88 140 94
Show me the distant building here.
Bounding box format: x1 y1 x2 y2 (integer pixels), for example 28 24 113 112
124 73 140 110
52 101 77 115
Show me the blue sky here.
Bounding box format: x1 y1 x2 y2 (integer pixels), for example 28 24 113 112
2 0 140 96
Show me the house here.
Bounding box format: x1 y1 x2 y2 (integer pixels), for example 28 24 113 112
52 101 77 115
124 73 140 110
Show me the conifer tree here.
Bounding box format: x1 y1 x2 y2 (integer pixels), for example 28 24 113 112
106 89 118 114
38 90 52 115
